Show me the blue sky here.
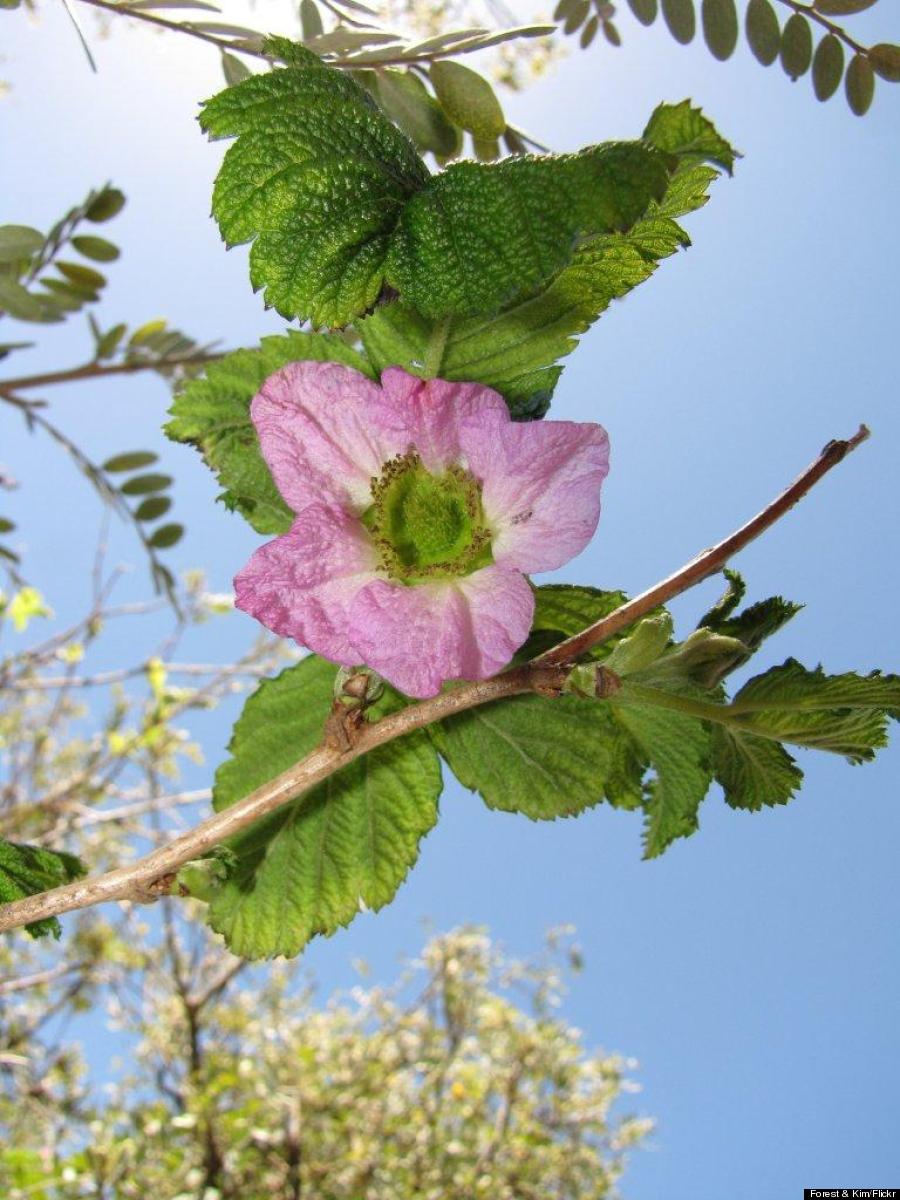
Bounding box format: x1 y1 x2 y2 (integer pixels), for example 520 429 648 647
2 4 899 1197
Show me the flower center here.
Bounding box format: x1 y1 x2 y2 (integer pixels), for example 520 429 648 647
365 451 492 583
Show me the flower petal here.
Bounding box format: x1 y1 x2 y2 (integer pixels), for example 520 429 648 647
459 413 610 573
375 368 509 473
251 361 401 513
234 503 379 664
349 566 534 698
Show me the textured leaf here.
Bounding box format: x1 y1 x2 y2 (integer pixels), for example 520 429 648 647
384 142 672 319
812 34 845 100
208 656 442 958
712 726 802 810
643 99 736 172
361 141 727 414
200 48 429 327
429 61 505 138
745 0 781 66
166 331 372 534
845 53 875 113
433 695 618 820
701 0 738 61
0 840 86 939
612 683 713 857
729 660 900 760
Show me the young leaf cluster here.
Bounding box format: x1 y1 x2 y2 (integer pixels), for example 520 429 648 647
554 0 900 116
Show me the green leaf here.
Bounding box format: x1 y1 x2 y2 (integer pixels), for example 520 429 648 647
375 69 459 157
845 52 876 113
868 43 900 82
612 685 713 857
385 143 672 320
712 725 802 810
745 0 781 66
71 235 120 263
0 277 48 321
166 330 372 535
0 225 44 263
361 117 729 414
199 51 429 327
85 186 126 222
148 522 184 549
120 473 172 495
134 495 173 521
0 840 86 939
103 450 159 473
693 573 802 686
812 34 845 99
300 0 323 39
627 0 659 25
701 0 738 61
56 261 106 290
433 694 618 820
604 614 673 675
429 61 505 139
220 50 252 86
780 13 813 79
661 0 696 44
813 0 877 13
644 98 737 173
207 656 442 958
532 583 630 645
729 660 900 760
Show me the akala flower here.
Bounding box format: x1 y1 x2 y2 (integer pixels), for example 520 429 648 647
234 363 610 698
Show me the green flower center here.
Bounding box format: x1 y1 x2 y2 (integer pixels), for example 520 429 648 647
364 451 492 583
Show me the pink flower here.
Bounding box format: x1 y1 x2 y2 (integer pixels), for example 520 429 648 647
234 363 610 699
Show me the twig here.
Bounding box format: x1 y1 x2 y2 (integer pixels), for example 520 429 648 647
0 352 224 395
773 0 866 57
0 426 870 935
536 424 870 666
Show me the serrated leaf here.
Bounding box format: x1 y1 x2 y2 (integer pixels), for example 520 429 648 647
103 450 159 472
361 145 725 414
813 35 845 100
845 52 875 113
643 99 737 172
701 0 738 61
0 225 44 263
166 331 372 535
745 0 781 65
208 656 442 958
120 473 172 495
429 61 505 139
729 660 900 760
780 13 813 79
868 43 900 83
532 583 630 642
200 52 429 327
0 839 86 939
71 235 120 262
661 0 696 44
612 683 712 857
712 725 802 810
627 0 659 24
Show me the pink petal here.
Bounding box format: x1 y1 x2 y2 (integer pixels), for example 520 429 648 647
349 566 534 699
251 361 402 514
459 412 610 574
375 368 509 473
234 503 379 665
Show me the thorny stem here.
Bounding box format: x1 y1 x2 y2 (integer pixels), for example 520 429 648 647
0 425 870 935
